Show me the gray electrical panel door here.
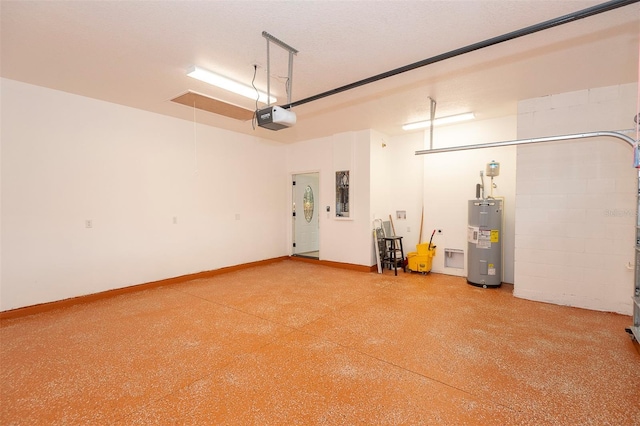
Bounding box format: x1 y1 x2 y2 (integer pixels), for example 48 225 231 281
467 199 503 287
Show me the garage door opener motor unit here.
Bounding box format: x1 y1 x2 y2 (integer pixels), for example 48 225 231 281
256 31 298 131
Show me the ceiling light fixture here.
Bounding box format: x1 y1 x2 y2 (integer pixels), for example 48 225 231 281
402 112 475 131
187 65 276 105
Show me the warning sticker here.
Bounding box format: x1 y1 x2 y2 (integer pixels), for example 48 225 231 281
488 264 496 275
490 230 499 243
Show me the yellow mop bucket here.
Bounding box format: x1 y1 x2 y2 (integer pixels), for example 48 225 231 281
407 243 436 273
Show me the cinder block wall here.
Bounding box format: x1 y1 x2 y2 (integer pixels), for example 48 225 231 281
514 83 637 314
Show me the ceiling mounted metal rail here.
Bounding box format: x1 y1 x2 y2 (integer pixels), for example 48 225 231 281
414 131 636 156
263 31 298 106
281 0 637 110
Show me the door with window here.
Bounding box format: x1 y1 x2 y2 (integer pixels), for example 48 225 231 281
292 173 319 258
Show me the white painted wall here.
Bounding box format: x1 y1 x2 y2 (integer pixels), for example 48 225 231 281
286 130 372 266
1 78 287 311
514 83 637 314
285 137 330 261
4 76 634 315
370 131 424 261
385 116 516 283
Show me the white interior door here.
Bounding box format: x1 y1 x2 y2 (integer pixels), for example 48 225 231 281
293 173 319 257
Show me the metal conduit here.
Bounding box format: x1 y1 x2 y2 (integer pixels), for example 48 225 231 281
281 0 638 109
414 131 636 156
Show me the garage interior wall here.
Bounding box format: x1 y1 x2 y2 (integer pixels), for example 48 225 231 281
0 78 288 311
369 131 423 259
1 77 637 316
514 83 638 315
285 130 372 267
418 116 518 283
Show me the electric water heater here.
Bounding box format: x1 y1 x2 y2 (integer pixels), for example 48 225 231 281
467 199 503 287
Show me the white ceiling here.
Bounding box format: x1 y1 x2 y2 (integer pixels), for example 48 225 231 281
1 1 638 144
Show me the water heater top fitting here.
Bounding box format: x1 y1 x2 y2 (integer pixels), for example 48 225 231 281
486 160 500 177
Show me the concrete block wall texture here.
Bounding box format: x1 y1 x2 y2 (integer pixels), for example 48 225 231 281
514 83 638 314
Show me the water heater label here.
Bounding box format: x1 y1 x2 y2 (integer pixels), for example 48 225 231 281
467 226 479 244
490 230 499 243
488 264 496 275
477 230 491 249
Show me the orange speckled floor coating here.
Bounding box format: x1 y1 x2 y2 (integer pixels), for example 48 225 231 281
2 260 639 425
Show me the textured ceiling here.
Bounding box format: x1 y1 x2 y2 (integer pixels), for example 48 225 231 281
1 1 638 143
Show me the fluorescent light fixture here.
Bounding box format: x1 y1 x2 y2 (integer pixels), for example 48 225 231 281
402 112 475 131
187 65 276 105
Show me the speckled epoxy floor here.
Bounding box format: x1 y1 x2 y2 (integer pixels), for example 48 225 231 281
1 260 639 425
